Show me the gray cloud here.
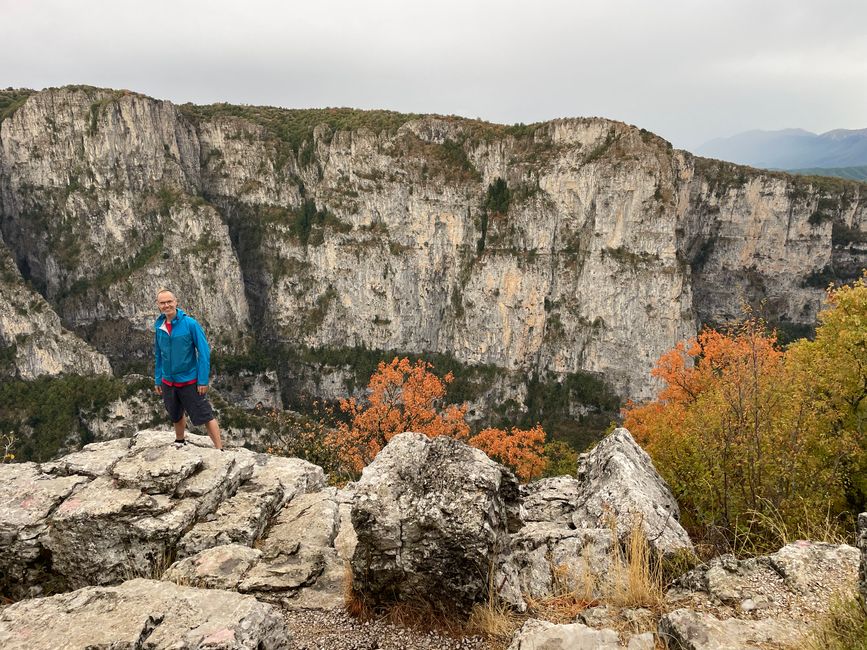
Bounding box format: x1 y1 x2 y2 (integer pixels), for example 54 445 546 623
2 0 865 149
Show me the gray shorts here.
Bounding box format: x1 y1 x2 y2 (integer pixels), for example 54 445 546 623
161 383 215 426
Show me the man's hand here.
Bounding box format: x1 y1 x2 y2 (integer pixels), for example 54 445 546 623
154 385 162 395
198 385 209 395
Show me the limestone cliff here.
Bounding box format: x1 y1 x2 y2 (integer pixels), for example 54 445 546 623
0 86 864 400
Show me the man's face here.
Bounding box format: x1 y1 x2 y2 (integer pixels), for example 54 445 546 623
157 292 178 319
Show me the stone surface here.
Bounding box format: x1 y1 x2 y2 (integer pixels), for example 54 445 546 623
859 512 867 606
658 608 801 649
177 452 324 558
0 463 90 596
668 541 861 609
0 429 326 598
571 428 693 556
164 543 263 590
506 619 623 650
521 476 584 524
351 432 521 612
509 523 613 601
42 437 131 477
0 578 289 649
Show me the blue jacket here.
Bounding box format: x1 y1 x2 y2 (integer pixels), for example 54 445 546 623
154 308 211 386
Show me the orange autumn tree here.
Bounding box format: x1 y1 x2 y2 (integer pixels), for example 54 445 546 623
327 357 470 473
469 425 548 482
624 312 858 548
624 320 797 536
327 357 548 481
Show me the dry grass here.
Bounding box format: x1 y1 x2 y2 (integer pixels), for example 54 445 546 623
605 518 665 610
732 498 851 558
800 594 867 650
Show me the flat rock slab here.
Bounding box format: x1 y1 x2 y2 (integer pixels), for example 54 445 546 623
111 443 203 494
42 438 131 477
507 619 653 650
0 578 289 649
659 608 801 649
165 543 263 590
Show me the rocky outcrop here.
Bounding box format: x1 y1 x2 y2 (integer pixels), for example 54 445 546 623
663 540 861 648
509 428 692 602
0 430 325 598
0 578 290 650
2 87 864 402
350 432 521 612
571 428 693 556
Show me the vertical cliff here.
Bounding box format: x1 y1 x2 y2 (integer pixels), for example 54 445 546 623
0 86 864 402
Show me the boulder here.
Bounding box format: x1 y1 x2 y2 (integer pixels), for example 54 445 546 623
0 578 289 649
350 432 521 612
658 609 801 649
571 428 693 557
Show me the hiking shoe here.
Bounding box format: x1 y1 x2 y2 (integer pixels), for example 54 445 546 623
173 439 187 448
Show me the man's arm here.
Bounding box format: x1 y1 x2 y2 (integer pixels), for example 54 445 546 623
191 319 211 393
154 328 163 394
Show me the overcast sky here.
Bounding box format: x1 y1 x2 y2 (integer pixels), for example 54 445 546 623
2 0 865 149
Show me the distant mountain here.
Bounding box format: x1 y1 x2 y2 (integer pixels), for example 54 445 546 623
696 128 867 170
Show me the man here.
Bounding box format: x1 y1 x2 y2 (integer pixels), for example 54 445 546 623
153 289 223 450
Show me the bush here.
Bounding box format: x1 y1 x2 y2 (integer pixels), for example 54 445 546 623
624 277 867 553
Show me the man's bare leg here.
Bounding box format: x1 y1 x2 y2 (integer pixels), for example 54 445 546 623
205 419 223 450
174 416 186 441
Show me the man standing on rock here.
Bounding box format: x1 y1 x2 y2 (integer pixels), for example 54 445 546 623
153 289 223 450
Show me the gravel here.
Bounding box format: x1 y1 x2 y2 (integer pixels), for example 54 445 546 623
283 609 492 650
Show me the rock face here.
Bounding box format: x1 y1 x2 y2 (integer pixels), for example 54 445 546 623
2 87 864 399
0 240 110 379
350 432 521 612
0 578 290 650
